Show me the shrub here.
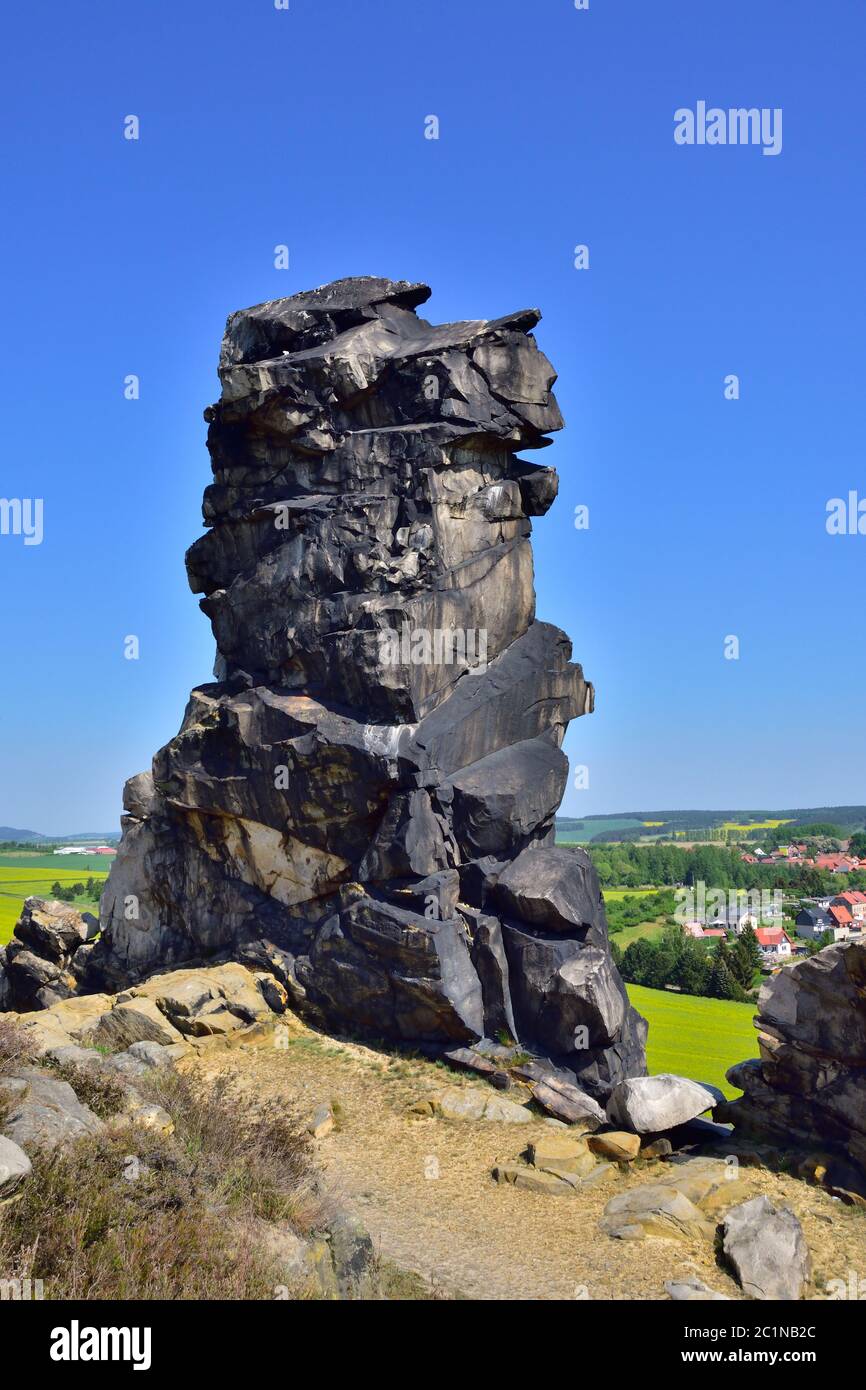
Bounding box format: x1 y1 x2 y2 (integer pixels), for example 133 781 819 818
0 1069 324 1300
45 1059 129 1118
0 1014 37 1077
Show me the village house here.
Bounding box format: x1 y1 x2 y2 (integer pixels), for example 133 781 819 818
827 904 855 938
754 926 793 959
832 889 866 924
795 905 847 942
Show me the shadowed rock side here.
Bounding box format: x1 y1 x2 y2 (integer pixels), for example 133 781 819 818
718 939 866 1186
79 276 646 1098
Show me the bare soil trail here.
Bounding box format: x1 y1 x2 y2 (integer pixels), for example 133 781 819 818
193 1021 866 1301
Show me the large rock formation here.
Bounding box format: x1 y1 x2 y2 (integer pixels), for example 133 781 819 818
79 276 645 1097
718 940 866 1185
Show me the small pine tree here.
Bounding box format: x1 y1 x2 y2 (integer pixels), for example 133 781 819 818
731 925 762 988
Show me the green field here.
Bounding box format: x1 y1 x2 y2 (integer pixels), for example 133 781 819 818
556 818 647 844
0 853 114 872
615 916 669 948
0 861 110 945
626 983 757 1099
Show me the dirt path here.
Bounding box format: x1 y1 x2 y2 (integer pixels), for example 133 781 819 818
193 1022 866 1301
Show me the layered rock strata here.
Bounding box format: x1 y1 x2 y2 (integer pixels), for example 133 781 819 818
718 939 866 1183
27 277 647 1098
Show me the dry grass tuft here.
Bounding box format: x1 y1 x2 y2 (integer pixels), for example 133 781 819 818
0 1065 325 1300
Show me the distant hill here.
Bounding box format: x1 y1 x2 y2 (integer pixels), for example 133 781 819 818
0 827 118 844
556 807 866 845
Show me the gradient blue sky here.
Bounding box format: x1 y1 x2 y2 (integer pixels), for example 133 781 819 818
1 0 863 833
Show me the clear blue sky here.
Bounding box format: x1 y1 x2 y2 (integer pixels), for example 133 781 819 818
1 0 864 833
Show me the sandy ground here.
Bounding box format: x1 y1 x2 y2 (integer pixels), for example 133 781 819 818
191 1020 866 1301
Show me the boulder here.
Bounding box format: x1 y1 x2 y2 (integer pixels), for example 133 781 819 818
2 899 100 1011
494 846 607 941
305 896 485 1043
46 1044 103 1069
606 1074 722 1134
443 738 567 860
1 1070 104 1153
527 1075 606 1131
721 1196 810 1300
600 1185 716 1243
308 1104 335 1139
125 1040 175 1068
640 1137 674 1160
430 1086 531 1123
588 1131 641 1162
90 998 185 1050
527 1132 597 1179
665 1277 730 1302
0 1134 32 1197
493 1162 580 1195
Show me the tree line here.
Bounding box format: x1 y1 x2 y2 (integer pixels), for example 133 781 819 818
612 925 763 1002
588 842 866 894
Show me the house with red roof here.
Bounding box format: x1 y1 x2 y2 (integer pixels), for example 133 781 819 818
814 854 861 874
755 926 793 959
826 904 854 939
833 890 866 924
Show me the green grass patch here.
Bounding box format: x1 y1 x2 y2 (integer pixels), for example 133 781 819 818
616 917 669 948
0 863 108 945
0 853 114 872
626 983 757 1099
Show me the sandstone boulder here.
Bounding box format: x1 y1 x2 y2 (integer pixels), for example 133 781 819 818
0 1134 32 1198
1 1070 104 1153
606 1074 722 1134
721 1196 810 1300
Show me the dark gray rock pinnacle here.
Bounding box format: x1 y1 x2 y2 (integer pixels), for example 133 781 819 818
83 276 646 1099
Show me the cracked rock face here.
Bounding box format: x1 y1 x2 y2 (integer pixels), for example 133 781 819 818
82 276 646 1098
718 939 866 1182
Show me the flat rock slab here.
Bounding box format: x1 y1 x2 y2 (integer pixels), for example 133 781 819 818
588 1131 641 1162
662 1156 751 1214
721 1196 810 1300
2 1070 104 1154
606 1074 723 1134
600 1184 716 1243
529 1077 606 1131
126 1040 176 1068
412 1086 531 1123
528 1132 597 1179
493 1162 580 1196
665 1277 730 1301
